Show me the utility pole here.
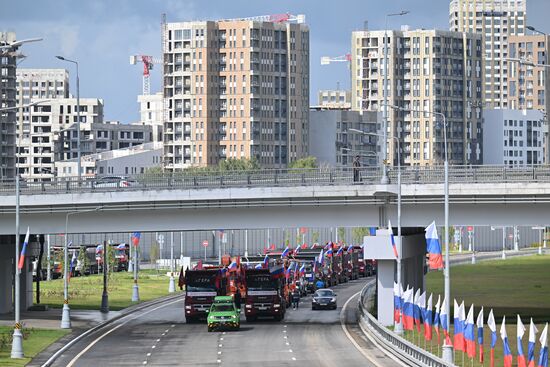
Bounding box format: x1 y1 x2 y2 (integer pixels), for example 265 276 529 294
168 232 175 293
100 240 109 313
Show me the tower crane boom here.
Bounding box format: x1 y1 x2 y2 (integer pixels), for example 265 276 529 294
130 55 162 95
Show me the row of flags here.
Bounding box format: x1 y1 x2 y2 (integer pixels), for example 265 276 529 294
278 243 355 259
394 284 549 367
388 221 443 270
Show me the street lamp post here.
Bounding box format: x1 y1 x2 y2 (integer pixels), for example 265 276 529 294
382 10 410 184
55 56 81 185
169 232 175 293
62 207 101 328
350 128 403 334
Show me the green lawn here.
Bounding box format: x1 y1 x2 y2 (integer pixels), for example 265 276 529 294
0 326 69 366
34 270 175 311
400 255 550 366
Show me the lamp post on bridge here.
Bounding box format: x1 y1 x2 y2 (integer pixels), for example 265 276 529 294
349 128 402 334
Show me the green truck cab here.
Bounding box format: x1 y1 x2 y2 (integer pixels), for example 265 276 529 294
207 296 240 332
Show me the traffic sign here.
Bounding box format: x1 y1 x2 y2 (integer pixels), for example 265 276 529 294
467 226 474 232
299 227 307 234
202 240 209 247
508 234 513 239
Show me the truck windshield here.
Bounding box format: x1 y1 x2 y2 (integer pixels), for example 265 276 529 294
246 275 277 291
186 276 216 292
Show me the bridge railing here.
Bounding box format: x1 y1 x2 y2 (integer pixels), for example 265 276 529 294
1 164 549 195
358 281 456 367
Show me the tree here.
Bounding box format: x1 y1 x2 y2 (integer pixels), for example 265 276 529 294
218 158 260 171
352 227 370 245
78 246 91 276
288 156 317 169
337 227 346 243
312 231 320 245
150 243 160 272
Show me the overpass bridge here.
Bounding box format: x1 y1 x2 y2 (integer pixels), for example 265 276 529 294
0 165 550 235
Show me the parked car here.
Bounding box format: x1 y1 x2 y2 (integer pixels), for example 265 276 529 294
91 176 139 188
311 288 337 310
207 297 240 332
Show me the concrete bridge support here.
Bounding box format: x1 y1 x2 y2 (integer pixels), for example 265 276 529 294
363 229 426 327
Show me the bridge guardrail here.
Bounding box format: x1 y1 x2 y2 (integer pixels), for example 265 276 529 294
358 281 455 367
2 164 550 196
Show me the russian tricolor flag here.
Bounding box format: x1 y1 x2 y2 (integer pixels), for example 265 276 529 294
413 289 422 332
501 316 514 367
538 323 548 367
228 261 238 271
518 315 527 367
441 297 452 346
17 227 30 270
393 282 401 324
425 221 443 270
528 318 539 367
434 295 441 344
131 232 141 247
388 220 398 258
465 304 476 358
488 309 498 367
325 247 333 257
335 246 343 257
477 307 484 363
402 288 415 331
116 243 126 250
424 294 433 341
270 264 284 278
263 254 269 268
281 246 290 258
255 263 263 269
347 244 354 253
454 300 465 352
299 263 305 275
317 249 324 265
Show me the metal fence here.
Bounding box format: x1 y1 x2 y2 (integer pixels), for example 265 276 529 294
1 164 550 196
358 281 456 367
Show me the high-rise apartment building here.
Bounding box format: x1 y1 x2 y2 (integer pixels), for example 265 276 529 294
351 29 483 165
162 16 309 169
138 92 164 143
317 90 352 109
0 32 18 180
449 0 527 109
508 34 549 112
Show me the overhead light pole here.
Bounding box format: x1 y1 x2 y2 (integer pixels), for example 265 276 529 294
350 127 402 333
382 10 409 184
55 56 81 185
62 207 101 328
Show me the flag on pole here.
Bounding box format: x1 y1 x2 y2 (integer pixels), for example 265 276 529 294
454 300 465 351
336 246 343 257
441 297 452 345
538 323 548 367
424 293 433 341
477 307 484 363
402 288 415 331
434 295 441 344
465 304 476 358
263 254 269 268
413 289 422 332
131 232 141 247
488 309 498 367
281 246 290 258
393 282 401 324
388 220 399 258
424 221 443 270
501 316 514 367
317 249 324 265
528 318 539 367
17 227 30 270
518 315 527 367
418 291 427 336
68 248 77 283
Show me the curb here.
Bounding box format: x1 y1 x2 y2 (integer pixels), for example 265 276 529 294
39 293 183 367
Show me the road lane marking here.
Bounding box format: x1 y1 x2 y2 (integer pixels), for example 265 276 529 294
66 298 183 367
292 357 297 361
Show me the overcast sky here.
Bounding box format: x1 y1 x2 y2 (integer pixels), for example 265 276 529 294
3 0 549 123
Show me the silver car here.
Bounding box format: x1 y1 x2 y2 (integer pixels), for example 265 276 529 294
92 176 139 188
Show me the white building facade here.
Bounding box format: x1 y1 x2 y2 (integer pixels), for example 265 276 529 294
483 109 546 165
138 92 164 142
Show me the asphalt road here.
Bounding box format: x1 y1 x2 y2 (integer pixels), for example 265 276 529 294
49 277 401 367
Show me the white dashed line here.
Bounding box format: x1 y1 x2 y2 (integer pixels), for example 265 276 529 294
218 351 222 355
218 344 223 347
146 353 151 357
165 329 169 333
217 359 222 363
284 336 288 339
292 357 297 361
151 345 156 349
142 361 147 365
171 324 175 328
156 338 160 342
286 342 290 346
283 330 287 333
289 349 293 353
220 337 224 341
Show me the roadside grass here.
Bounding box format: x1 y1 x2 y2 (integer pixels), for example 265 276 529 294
0 326 69 367
34 270 176 311
398 255 550 366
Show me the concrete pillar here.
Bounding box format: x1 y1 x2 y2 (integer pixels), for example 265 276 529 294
0 235 14 314
376 260 395 326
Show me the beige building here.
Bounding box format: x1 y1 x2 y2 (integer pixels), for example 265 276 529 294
449 0 527 109
508 34 549 112
162 16 309 169
0 32 18 180
317 90 351 109
351 28 483 165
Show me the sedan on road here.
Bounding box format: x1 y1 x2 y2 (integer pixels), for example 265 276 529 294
91 175 139 188
207 301 240 332
311 288 337 310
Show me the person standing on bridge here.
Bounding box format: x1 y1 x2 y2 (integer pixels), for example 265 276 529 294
353 155 361 183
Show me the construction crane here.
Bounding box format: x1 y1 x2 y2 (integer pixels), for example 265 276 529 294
321 53 352 66
129 55 162 95
221 13 306 24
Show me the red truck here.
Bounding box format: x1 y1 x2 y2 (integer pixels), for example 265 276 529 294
183 268 223 323
244 269 285 322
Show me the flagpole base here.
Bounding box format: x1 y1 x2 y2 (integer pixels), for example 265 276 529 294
10 328 24 358
131 284 140 302
442 344 454 363
128 260 133 272
394 321 404 335
502 251 506 260
538 246 542 255
168 275 176 293
61 303 71 329
471 255 476 264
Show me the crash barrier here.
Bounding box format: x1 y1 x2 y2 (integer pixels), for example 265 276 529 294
357 281 455 367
